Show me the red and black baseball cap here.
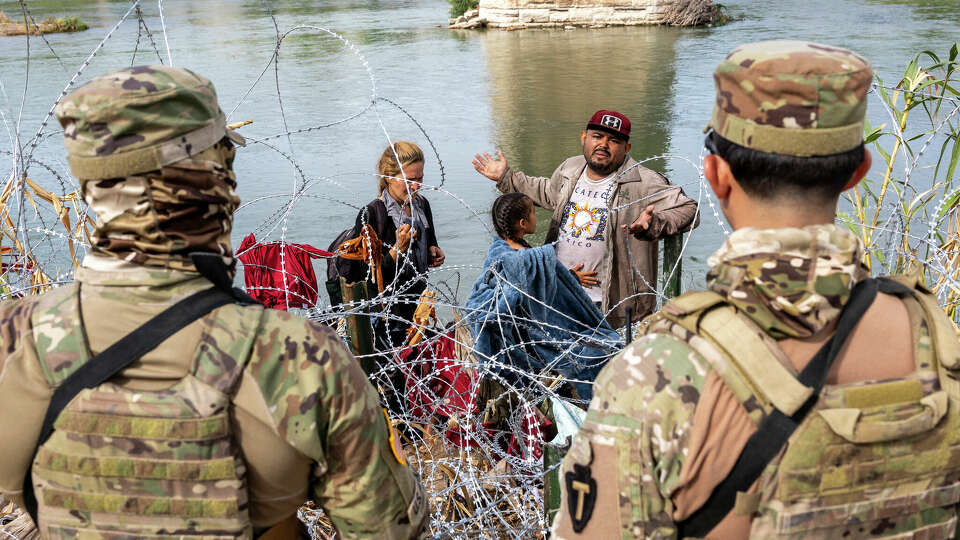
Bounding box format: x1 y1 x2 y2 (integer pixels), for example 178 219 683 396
586 109 631 141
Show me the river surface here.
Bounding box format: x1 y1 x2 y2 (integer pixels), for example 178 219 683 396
2 0 959 304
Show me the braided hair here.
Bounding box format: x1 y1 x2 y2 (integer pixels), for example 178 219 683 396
492 193 533 249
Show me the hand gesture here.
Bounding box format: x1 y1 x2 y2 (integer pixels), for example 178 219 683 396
623 204 655 235
429 246 445 267
472 150 508 182
571 264 599 288
395 224 416 253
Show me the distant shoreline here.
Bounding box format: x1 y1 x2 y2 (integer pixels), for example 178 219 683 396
0 11 88 37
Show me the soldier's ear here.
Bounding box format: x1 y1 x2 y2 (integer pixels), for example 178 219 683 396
842 148 872 191
704 154 734 200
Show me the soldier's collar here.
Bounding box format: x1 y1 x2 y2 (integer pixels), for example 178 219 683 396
708 224 863 266
705 224 869 339
76 255 205 287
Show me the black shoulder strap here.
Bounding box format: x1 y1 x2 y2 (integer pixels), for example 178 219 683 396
677 277 883 538
370 198 389 229
22 253 257 523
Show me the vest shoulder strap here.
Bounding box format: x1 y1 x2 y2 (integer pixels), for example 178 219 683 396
655 290 811 416
699 307 813 416
884 274 960 396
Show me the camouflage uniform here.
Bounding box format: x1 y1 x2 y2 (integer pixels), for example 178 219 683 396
552 42 960 539
0 66 426 539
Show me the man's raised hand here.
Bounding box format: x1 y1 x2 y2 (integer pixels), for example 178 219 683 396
472 150 508 181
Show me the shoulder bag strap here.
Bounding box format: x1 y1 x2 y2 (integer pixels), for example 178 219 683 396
677 277 881 538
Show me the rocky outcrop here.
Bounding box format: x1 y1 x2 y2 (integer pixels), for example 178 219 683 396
0 11 88 36
449 0 724 29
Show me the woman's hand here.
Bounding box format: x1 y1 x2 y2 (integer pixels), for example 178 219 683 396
391 224 416 260
429 246 445 267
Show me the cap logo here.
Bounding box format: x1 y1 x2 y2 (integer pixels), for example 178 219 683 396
600 115 622 131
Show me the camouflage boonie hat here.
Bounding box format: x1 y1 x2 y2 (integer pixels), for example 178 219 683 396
56 65 245 180
706 40 872 157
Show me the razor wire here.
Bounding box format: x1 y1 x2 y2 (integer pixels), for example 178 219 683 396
1 3 959 539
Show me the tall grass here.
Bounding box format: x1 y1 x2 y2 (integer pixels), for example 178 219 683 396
840 44 960 316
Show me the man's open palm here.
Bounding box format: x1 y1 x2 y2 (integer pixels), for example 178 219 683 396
472 150 508 181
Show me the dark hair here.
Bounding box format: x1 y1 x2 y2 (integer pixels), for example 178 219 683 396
709 132 865 203
492 193 533 248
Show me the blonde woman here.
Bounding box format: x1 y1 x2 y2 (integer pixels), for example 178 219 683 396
344 141 444 354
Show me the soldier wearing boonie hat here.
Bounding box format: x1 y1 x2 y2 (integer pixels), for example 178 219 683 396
552 41 960 539
471 109 698 327
0 65 426 539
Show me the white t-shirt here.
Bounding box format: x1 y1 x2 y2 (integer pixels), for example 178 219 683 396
555 169 614 302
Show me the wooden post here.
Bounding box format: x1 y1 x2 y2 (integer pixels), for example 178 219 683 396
544 443 564 526
662 234 683 299
339 277 378 375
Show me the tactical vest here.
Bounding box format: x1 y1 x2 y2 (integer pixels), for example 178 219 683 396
646 274 960 539
28 283 264 539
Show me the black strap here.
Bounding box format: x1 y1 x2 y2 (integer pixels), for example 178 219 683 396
677 277 882 538
22 253 257 523
191 252 259 305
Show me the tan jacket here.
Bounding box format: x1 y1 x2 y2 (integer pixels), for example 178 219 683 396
497 155 698 327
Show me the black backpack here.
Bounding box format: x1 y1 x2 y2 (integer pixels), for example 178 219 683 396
325 227 356 307
325 200 388 307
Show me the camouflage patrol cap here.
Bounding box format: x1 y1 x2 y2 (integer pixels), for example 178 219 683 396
55 65 245 180
707 40 872 157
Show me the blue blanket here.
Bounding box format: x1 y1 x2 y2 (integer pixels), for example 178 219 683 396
465 239 621 400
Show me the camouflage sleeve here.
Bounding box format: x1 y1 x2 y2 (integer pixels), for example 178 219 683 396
551 333 708 539
0 296 52 509
246 311 425 539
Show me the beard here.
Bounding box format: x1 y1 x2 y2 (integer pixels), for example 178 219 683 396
585 152 622 177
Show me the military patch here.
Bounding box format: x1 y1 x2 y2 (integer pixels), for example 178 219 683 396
383 408 406 466
564 463 596 532
407 478 425 522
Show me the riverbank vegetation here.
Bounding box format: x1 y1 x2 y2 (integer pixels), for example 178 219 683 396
841 43 960 317
662 0 729 26
449 0 479 18
0 10 88 36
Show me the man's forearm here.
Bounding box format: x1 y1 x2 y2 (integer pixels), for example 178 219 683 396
496 167 558 210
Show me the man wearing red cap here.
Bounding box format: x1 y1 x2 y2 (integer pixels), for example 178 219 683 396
473 109 698 326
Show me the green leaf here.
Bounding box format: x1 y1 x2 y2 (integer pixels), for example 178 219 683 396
864 125 884 144
936 188 960 222
875 75 897 111
945 135 960 184
933 136 953 180
837 212 861 237
921 50 941 64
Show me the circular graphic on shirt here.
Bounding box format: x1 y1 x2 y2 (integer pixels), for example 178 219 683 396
573 210 593 228
567 204 602 236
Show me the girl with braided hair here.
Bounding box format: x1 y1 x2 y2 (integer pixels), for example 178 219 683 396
466 193 620 400
492 193 536 250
